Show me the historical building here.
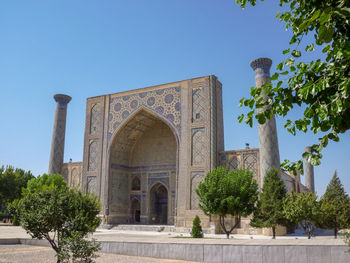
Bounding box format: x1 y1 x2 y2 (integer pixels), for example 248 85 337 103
48 58 313 234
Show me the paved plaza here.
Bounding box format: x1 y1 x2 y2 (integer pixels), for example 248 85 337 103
1 226 349 263
0 244 196 263
0 226 346 246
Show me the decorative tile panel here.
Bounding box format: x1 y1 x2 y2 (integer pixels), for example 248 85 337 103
219 149 260 183
229 156 239 171
192 87 207 122
148 172 169 189
192 128 205 165
130 194 141 201
110 172 128 212
191 173 204 209
87 176 96 194
108 86 181 142
244 153 258 177
90 103 102 134
70 168 80 188
88 140 98 171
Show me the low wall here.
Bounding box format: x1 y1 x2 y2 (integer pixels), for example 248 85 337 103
2 238 349 263
99 241 350 263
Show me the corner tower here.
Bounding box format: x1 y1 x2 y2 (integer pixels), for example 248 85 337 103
48 94 71 174
250 58 281 185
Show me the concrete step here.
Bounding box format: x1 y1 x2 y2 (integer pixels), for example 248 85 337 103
110 224 176 232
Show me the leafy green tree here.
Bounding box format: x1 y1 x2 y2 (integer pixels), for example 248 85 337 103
250 169 291 239
345 232 350 252
191 215 203 238
0 166 34 210
236 0 350 171
283 191 319 239
196 167 258 238
317 171 350 238
9 174 101 263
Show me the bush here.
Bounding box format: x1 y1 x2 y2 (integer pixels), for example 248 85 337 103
12 216 20 226
191 215 203 238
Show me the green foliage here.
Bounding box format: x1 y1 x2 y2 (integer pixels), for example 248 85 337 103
12 215 20 226
317 171 350 238
191 215 203 238
345 232 350 252
236 0 350 171
196 167 258 238
58 233 100 263
250 169 291 238
283 191 319 239
9 174 101 263
0 166 34 209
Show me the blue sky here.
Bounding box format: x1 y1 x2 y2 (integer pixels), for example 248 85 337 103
0 0 349 195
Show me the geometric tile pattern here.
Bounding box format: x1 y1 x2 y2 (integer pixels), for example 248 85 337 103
243 153 258 178
49 94 71 175
110 172 128 212
192 87 207 122
191 173 204 209
191 128 205 165
70 168 81 189
108 86 181 142
50 104 68 174
90 103 102 134
87 176 96 194
88 140 98 171
148 172 169 189
251 57 281 185
219 149 260 184
258 114 280 182
229 156 239 171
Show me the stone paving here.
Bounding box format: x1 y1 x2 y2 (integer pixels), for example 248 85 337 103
0 226 346 246
0 244 197 263
1 226 349 263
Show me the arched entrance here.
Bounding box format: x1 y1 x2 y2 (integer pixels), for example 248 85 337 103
108 109 177 225
130 198 141 223
149 183 168 225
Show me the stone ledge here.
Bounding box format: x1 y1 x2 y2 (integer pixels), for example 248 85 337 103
2 238 349 263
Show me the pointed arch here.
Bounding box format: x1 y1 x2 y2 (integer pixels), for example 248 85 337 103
106 108 178 225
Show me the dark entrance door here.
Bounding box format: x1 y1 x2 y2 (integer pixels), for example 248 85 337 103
131 198 141 223
150 183 168 224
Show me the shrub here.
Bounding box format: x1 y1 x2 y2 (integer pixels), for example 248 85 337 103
191 215 203 238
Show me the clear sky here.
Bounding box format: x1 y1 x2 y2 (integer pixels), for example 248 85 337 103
0 0 349 195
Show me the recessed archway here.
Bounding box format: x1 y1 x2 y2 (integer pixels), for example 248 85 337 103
149 183 168 225
107 108 177 225
130 198 141 223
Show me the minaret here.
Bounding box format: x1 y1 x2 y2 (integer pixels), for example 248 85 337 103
48 94 71 174
304 146 315 192
250 58 281 186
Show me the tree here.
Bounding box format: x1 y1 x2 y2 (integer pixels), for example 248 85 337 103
283 191 319 239
236 0 350 172
250 169 291 239
196 167 258 238
9 174 101 263
191 215 203 238
345 232 350 252
0 166 34 210
317 171 350 238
